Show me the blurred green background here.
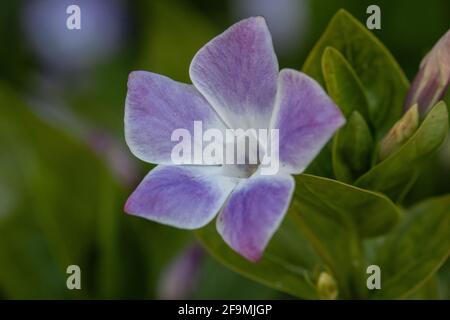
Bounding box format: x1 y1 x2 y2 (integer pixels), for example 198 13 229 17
0 0 449 299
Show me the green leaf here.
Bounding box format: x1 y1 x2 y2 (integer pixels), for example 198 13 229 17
355 102 449 201
332 111 374 183
292 174 400 298
321 46 369 120
296 174 400 239
372 195 450 299
195 212 322 299
303 9 409 137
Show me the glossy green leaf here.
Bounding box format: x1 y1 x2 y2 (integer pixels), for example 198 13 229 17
295 174 400 239
303 9 409 137
195 212 322 299
372 195 450 299
291 174 401 298
332 111 374 183
321 46 369 120
356 102 448 201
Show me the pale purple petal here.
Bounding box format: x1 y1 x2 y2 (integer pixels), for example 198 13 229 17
271 69 345 174
190 17 278 130
216 173 294 261
158 244 204 300
125 71 226 164
125 165 236 229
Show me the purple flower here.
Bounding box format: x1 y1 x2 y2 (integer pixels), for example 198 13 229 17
157 245 204 300
404 29 450 114
124 17 344 262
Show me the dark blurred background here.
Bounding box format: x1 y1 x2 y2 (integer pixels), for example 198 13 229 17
0 0 449 299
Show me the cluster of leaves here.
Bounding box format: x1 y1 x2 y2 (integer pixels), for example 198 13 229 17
197 10 450 299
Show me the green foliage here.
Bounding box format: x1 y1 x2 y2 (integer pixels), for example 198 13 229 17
196 213 321 299
303 9 409 138
321 46 370 120
0 85 188 298
0 84 111 298
198 174 402 299
198 10 450 300
332 111 374 183
373 195 450 299
355 102 448 201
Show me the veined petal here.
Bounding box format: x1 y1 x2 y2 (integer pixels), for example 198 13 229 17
190 17 279 130
271 69 345 174
216 173 294 261
125 165 236 229
125 71 226 164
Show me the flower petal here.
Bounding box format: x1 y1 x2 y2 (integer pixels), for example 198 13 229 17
125 165 236 229
125 71 226 164
271 69 345 174
216 173 294 261
190 17 278 130
158 244 204 300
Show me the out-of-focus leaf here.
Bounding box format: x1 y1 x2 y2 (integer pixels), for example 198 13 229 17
139 1 217 83
303 9 409 138
437 259 450 299
0 84 125 298
405 276 440 300
292 174 400 298
0 215 67 299
193 255 282 299
355 102 448 201
332 111 373 183
372 195 450 299
196 212 322 299
321 46 369 120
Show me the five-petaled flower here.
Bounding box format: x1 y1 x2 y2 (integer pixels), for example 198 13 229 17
124 17 345 261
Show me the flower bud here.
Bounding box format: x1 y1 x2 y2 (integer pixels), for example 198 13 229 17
379 104 419 161
317 272 338 300
404 29 450 114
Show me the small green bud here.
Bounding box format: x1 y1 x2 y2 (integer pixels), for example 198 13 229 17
379 104 419 161
317 272 338 300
